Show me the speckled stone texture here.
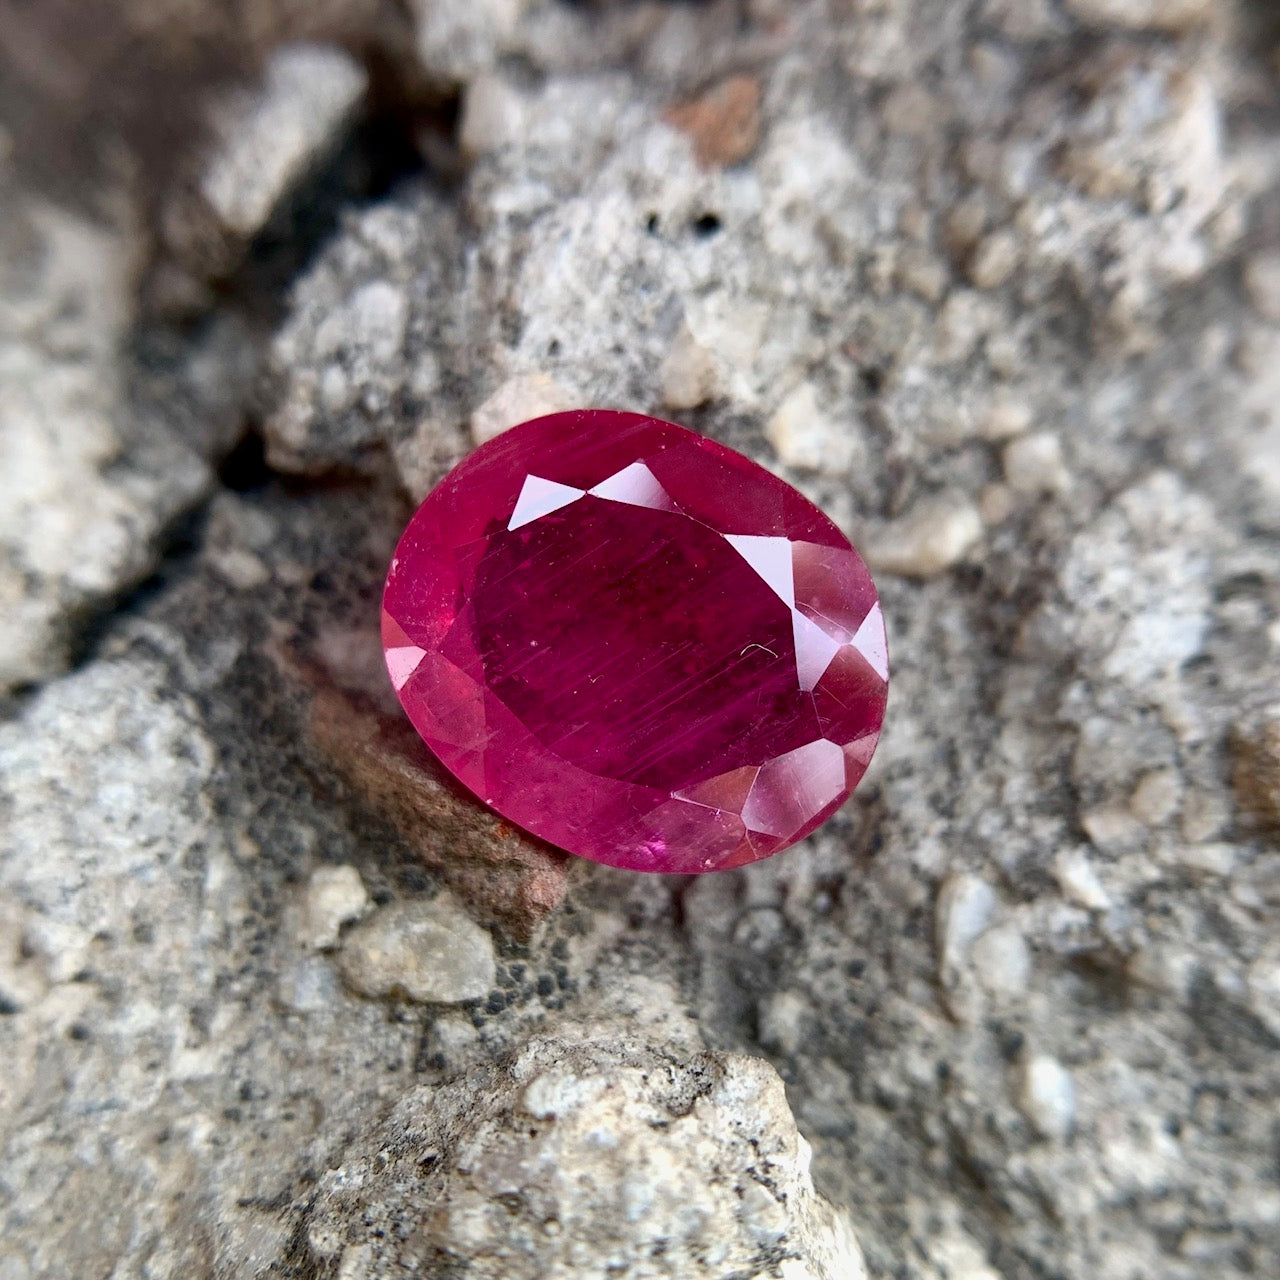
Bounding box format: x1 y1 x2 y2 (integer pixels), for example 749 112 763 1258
2 2 1280 1279
299 1030 866 1279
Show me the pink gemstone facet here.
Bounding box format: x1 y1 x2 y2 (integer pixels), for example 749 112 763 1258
382 410 888 873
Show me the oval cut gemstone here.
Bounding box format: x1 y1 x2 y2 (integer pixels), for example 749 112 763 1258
382 410 888 873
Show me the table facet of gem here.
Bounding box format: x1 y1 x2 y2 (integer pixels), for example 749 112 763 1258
382 410 888 874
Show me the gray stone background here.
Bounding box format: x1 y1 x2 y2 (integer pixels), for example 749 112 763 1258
2 1 1279 1277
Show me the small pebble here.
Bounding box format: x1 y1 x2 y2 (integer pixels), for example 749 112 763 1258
1002 433 1067 494
882 84 942 137
968 229 1020 290
338 895 497 1004
1172 842 1239 877
471 374 576 446
980 395 1032 442
757 990 808 1056
1128 768 1181 827
1081 806 1146 854
1017 1055 1076 1140
1054 849 1110 911
863 494 983 579
944 196 989 258
298 865 370 951
985 332 1023 378
347 281 407 364
765 383 855 474
978 483 1016 526
936 873 996 977
897 246 950 304
971 924 1032 997
209 547 271 591
660 327 718 410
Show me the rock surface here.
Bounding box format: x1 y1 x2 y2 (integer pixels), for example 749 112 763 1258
2 2 1280 1279
161 43 368 283
301 1031 865 1279
337 894 498 1003
0 192 219 690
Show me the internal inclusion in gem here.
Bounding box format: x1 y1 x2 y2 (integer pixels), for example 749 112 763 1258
382 410 889 873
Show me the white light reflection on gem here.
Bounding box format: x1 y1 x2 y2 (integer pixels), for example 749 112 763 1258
508 476 586 531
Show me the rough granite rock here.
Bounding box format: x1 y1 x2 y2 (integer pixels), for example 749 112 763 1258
160 43 369 283
263 190 468 477
3 1 1280 1279
0 185 225 691
298 1032 866 1279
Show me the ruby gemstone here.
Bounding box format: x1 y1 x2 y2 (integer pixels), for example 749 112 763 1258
382 410 888 874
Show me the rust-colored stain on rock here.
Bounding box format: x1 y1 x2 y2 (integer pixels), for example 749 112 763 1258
664 75 762 169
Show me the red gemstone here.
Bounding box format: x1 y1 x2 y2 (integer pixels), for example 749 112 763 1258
382 410 888 873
